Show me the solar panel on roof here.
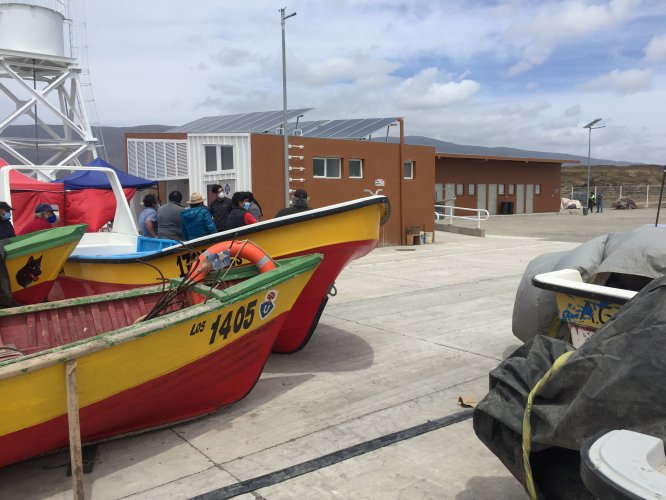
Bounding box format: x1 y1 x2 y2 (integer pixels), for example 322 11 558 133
167 110 397 140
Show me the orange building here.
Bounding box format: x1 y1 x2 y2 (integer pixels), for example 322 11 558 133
125 112 435 247
435 153 571 215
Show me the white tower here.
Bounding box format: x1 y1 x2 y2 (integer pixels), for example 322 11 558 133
0 1 99 179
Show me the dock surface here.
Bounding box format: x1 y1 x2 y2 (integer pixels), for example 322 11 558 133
1 207 656 499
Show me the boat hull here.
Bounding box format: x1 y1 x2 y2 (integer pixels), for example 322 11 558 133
0 255 321 467
3 225 86 305
52 198 389 353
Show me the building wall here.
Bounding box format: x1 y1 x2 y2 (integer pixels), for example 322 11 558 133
435 157 561 214
250 134 435 246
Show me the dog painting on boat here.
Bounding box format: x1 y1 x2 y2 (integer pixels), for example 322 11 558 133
15 255 42 288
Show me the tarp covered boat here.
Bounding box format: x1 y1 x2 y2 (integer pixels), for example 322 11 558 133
474 275 666 499
512 225 665 344
0 253 322 468
1 224 87 305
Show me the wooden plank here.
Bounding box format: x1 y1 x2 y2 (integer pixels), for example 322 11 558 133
65 360 85 500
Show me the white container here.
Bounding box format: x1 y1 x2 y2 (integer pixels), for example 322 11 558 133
0 3 66 57
424 231 433 244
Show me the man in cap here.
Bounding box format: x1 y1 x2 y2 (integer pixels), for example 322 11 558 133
275 189 312 217
21 203 59 235
0 201 16 240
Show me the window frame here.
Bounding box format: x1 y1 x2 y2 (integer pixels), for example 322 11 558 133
468 183 476 196
313 157 342 179
508 184 515 195
204 144 234 172
498 184 505 195
456 183 464 196
535 184 541 195
403 160 414 180
348 158 364 179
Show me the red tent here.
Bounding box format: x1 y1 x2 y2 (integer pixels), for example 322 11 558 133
0 161 136 234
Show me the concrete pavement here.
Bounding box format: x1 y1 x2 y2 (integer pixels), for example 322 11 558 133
0 232 586 499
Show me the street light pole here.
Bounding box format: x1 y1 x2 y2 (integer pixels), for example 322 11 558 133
281 7 296 207
583 118 604 215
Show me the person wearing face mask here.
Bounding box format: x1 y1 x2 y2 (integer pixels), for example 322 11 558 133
21 203 59 235
222 191 258 230
209 184 232 231
0 201 16 240
244 191 263 222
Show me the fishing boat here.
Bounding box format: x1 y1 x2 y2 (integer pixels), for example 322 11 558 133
1 224 87 305
0 252 322 468
532 268 637 347
0 165 389 353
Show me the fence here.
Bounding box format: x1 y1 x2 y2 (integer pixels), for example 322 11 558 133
565 185 666 209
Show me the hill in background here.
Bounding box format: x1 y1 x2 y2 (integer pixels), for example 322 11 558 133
561 165 664 189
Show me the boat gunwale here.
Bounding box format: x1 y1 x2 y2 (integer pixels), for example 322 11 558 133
2 224 88 258
0 253 322 379
67 195 390 263
532 269 638 304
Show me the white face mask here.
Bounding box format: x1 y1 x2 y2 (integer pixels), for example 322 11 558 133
218 192 224 199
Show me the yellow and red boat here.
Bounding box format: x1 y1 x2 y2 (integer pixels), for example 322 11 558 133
2 224 87 305
0 252 321 468
532 268 637 347
0 165 389 353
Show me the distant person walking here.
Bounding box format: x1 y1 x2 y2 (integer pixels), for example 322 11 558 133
181 192 216 240
596 193 604 213
209 184 232 231
139 194 159 238
158 190 184 240
275 189 312 217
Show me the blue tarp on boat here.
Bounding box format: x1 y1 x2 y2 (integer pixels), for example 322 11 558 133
54 158 157 189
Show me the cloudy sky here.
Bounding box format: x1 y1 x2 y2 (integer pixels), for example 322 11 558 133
77 0 666 164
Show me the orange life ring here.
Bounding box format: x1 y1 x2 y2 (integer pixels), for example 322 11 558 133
191 240 276 284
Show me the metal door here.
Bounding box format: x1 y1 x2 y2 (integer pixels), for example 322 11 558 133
477 184 487 210
526 184 534 213
435 183 444 203
516 184 525 214
487 184 497 215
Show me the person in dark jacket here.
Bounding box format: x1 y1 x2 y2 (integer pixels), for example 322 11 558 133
209 184 232 230
181 192 216 240
275 189 312 217
0 201 16 240
222 192 258 230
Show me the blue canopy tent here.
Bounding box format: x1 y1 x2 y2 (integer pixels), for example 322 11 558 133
54 158 157 189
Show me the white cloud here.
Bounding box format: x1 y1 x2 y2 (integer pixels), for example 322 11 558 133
644 34 666 62
508 0 640 74
580 68 653 94
392 68 480 109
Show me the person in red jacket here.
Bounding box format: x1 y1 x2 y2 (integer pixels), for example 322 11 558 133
22 203 59 234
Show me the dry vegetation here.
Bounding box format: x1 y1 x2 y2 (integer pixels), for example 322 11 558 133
561 164 664 189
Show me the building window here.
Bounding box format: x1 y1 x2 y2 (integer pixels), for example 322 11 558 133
535 184 541 195
469 183 476 196
456 184 464 196
204 145 234 172
498 184 505 195
508 184 515 195
313 157 341 178
349 159 363 178
403 160 414 179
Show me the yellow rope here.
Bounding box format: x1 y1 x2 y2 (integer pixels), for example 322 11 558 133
522 350 575 500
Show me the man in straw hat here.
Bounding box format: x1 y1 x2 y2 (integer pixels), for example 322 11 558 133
181 192 216 240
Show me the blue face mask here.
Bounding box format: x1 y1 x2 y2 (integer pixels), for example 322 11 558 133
47 214 57 224
243 202 251 210
1 212 10 221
